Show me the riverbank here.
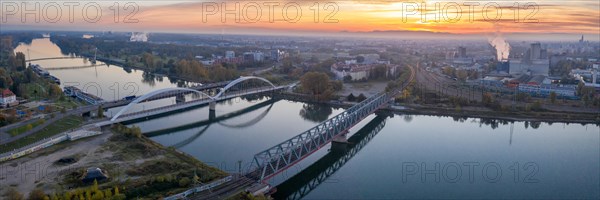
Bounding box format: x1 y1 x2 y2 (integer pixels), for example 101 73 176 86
276 92 600 124
390 104 600 125
0 126 227 199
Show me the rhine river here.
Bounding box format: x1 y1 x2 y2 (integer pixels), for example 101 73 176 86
17 38 600 199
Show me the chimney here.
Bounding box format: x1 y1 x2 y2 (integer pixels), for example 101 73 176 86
593 69 597 85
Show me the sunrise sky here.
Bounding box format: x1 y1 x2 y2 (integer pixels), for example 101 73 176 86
1 0 599 39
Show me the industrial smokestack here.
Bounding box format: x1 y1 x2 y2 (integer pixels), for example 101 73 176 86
488 27 510 61
489 35 510 61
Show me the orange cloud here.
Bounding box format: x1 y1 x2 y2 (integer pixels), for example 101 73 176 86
0 0 597 35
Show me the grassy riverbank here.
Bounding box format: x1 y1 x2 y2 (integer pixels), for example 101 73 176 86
0 115 83 154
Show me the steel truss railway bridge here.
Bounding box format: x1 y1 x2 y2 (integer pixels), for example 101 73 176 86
246 64 414 184
274 115 388 200
247 91 397 182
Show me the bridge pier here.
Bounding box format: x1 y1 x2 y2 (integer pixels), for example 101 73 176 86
209 110 216 120
331 131 349 152
331 141 348 153
209 101 216 120
175 94 185 103
209 101 216 111
100 125 111 132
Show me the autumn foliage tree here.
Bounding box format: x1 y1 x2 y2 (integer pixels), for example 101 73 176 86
300 72 334 100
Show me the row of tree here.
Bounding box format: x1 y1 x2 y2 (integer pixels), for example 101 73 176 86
4 180 125 200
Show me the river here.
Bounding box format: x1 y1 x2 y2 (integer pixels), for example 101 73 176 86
16 38 600 199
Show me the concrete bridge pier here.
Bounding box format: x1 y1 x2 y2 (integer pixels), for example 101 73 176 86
209 101 216 120
209 109 216 120
331 131 349 152
209 101 216 111
100 125 111 132
175 94 185 104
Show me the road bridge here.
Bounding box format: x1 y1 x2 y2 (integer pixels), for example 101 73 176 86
26 57 81 62
95 76 288 127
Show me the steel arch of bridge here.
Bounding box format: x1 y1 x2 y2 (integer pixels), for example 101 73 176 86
110 88 213 121
214 76 275 99
110 76 276 122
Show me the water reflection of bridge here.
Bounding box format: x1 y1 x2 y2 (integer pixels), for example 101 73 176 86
144 99 278 148
143 99 278 136
271 115 388 200
45 64 108 71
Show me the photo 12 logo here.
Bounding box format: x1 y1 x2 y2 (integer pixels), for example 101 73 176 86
399 1 539 23
0 1 139 23
402 161 540 184
200 1 339 24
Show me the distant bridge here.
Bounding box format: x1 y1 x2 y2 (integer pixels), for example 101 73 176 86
26 57 82 62
45 64 108 71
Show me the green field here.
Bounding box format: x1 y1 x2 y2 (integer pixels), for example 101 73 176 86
0 115 83 154
7 119 46 137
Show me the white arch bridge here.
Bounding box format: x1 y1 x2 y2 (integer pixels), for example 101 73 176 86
96 76 288 126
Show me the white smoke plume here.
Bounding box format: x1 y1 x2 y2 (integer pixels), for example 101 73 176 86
488 33 510 61
130 32 148 42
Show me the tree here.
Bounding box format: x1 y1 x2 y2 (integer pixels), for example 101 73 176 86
193 174 200 184
482 92 493 106
356 56 365 63
330 80 343 91
97 105 104 118
92 179 99 191
5 188 24 200
63 191 73 200
179 177 191 187
369 65 387 80
347 93 356 102
442 66 456 77
356 93 367 102
104 189 113 199
456 70 468 81
300 72 333 99
15 52 26 71
48 84 62 99
130 126 142 138
531 100 543 111
549 91 557 104
343 75 353 82
28 188 47 200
